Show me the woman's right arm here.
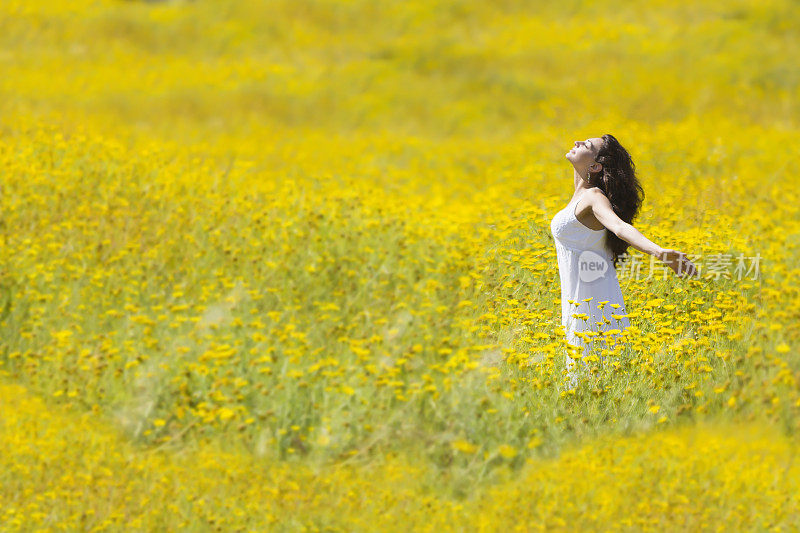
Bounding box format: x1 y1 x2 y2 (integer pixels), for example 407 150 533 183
589 189 699 279
657 248 700 279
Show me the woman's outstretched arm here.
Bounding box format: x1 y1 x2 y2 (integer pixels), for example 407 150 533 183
584 188 700 279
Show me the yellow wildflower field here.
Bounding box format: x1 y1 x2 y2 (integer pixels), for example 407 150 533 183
0 0 799 530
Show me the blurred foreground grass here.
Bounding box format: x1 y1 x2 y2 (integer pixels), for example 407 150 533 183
2 381 799 530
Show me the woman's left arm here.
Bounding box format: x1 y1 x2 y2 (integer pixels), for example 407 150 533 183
588 189 699 278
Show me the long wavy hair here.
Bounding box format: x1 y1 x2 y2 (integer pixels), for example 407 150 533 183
586 134 644 269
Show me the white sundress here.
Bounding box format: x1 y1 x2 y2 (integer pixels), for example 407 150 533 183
549 192 632 381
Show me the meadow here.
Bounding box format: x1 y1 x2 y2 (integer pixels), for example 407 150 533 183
1 0 799 530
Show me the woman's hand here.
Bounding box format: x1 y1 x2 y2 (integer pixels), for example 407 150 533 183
658 248 700 279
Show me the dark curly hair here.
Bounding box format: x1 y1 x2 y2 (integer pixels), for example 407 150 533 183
586 134 644 269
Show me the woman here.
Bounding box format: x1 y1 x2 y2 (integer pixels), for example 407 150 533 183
550 134 698 389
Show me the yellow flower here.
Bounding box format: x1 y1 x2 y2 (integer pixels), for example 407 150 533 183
451 440 478 454
498 444 517 459
649 405 660 414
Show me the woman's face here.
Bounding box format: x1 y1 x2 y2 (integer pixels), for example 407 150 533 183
565 137 602 167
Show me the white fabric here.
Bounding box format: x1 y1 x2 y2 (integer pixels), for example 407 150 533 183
549 193 631 384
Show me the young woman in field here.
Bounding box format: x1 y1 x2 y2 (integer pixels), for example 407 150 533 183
550 134 698 389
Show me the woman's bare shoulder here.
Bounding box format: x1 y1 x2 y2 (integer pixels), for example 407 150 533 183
586 187 609 201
